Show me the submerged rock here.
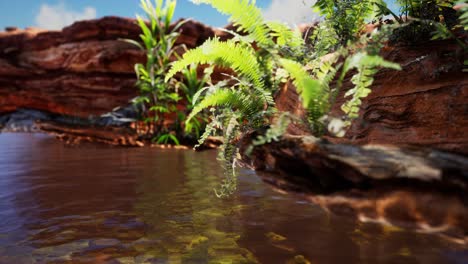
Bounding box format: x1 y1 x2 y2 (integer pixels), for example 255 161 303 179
241 134 468 242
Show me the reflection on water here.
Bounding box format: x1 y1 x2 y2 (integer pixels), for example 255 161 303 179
0 133 466 263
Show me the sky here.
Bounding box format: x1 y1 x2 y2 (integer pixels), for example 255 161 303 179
0 0 400 31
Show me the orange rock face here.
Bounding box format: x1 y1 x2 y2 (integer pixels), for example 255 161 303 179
1 17 466 153
337 40 467 155
275 40 467 155
0 16 217 118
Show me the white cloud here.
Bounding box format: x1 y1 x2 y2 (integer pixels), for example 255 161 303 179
35 2 97 30
262 0 319 26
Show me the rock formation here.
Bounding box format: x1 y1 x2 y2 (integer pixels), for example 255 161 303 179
240 134 468 242
276 39 467 155
1 17 465 152
1 16 467 242
0 16 217 119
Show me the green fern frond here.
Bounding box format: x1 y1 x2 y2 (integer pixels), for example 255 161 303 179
309 21 339 56
279 59 325 110
215 113 240 198
341 52 401 119
186 88 264 125
342 67 378 119
457 0 468 30
314 0 335 18
312 60 339 94
267 21 305 48
193 120 216 148
192 0 274 46
166 38 264 89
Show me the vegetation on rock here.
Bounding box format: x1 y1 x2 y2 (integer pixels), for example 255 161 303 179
127 0 205 145
165 0 401 196
127 0 465 196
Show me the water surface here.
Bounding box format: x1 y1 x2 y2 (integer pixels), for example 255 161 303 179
0 133 466 263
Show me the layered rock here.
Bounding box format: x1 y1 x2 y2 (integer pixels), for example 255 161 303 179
0 16 217 119
276 40 467 155
240 134 468 242
251 39 468 239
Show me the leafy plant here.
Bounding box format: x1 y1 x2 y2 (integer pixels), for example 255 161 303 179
456 0 468 29
153 132 180 145
166 0 400 197
313 0 386 46
176 64 212 139
166 0 303 197
389 0 460 43
306 3 402 131
456 1 468 70
124 0 185 143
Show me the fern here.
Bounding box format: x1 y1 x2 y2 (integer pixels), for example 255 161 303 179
267 21 305 48
458 0 468 30
194 119 217 148
166 0 402 197
309 21 340 57
215 113 240 198
186 88 265 125
245 112 294 156
341 52 401 119
192 0 274 46
166 38 265 89
279 59 325 110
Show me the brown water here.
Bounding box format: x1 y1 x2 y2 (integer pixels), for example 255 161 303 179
0 133 467 264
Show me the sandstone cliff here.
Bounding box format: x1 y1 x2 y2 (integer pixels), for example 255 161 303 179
0 17 466 153
0 16 217 118
276 40 467 155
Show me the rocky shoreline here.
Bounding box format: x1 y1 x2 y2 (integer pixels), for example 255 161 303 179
1 17 466 152
1 16 467 241
239 134 468 242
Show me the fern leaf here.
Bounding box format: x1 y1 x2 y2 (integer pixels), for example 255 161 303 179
194 119 217 148
191 0 274 46
267 21 305 48
186 88 263 124
341 52 401 119
279 59 325 110
166 38 265 89
215 113 240 198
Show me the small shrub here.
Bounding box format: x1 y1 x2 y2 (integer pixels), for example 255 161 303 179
125 0 184 144
166 0 400 197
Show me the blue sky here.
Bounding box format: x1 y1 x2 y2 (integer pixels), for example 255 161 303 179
0 0 400 30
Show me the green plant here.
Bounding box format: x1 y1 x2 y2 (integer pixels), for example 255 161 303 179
456 0 468 29
176 64 212 139
456 1 468 70
396 0 455 19
313 0 386 46
166 0 400 197
165 0 304 197
306 3 402 132
124 0 185 143
389 0 459 43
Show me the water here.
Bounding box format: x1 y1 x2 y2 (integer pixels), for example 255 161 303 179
0 133 466 263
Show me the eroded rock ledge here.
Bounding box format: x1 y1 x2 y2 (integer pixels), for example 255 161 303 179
276 40 467 155
240 134 468 242
0 18 466 151
0 16 219 119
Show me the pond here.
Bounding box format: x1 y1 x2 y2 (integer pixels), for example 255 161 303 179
0 133 466 263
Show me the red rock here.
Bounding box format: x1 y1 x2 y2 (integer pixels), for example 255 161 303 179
0 16 217 118
1 17 466 153
275 40 467 155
